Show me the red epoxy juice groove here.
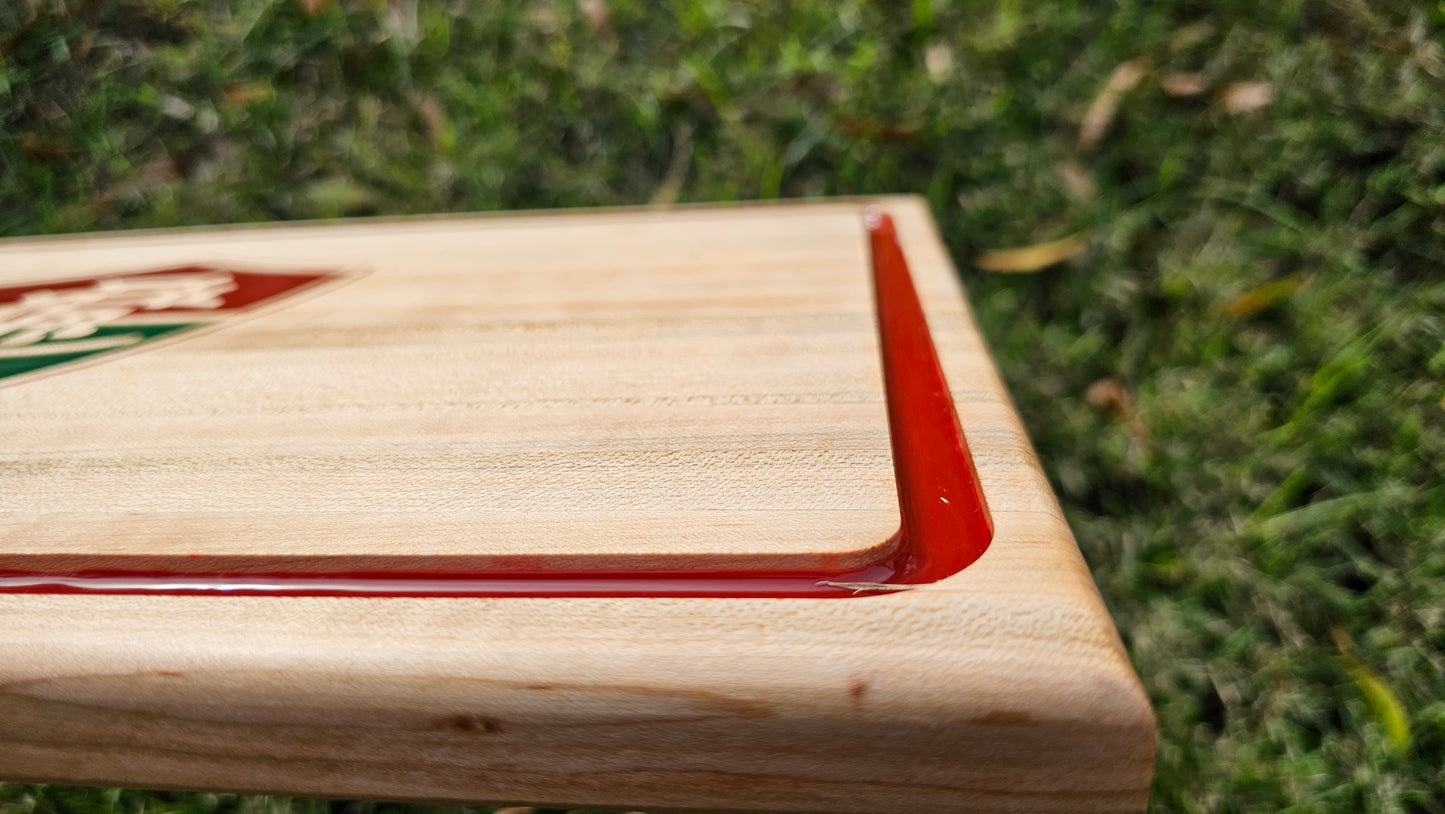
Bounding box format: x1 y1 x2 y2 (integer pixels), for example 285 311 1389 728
864 209 992 583
0 210 992 597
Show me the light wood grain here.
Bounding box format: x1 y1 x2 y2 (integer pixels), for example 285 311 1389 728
0 207 898 573
0 198 1155 812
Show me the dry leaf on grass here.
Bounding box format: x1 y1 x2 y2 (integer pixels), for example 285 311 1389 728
135 156 182 188
975 234 1087 272
1085 378 1129 409
296 0 330 16
416 93 454 153
20 133 76 161
834 115 922 143
1078 60 1148 150
222 82 275 108
580 0 612 35
1055 161 1097 202
1331 626 1411 753
1219 81 1273 114
1086 378 1151 450
1169 22 1213 52
925 40 955 82
1224 275 1303 317
1160 72 1207 97
159 95 195 120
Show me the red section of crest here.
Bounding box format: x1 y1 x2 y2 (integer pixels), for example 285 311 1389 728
0 213 993 597
219 270 339 311
0 267 337 313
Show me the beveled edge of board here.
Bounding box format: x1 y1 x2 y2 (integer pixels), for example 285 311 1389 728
0 196 1157 814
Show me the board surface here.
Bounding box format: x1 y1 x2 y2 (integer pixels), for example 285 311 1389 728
0 198 1155 813
0 207 899 574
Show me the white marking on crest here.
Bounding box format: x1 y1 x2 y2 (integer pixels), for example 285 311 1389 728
0 272 235 347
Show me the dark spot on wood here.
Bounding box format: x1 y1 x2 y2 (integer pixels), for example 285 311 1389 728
848 678 869 708
977 710 1032 725
437 714 502 734
526 684 554 691
155 671 183 677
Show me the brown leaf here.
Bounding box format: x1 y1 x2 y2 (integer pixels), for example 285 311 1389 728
1055 161 1097 202
924 40 955 83
1224 275 1303 317
1160 72 1207 97
1086 377 1151 449
416 93 454 154
1218 81 1273 114
1078 60 1148 150
1085 378 1126 409
579 0 612 35
20 133 76 161
975 234 1087 273
137 156 181 188
1106 61 1149 93
834 115 922 143
296 0 330 16
222 82 276 109
1169 22 1213 52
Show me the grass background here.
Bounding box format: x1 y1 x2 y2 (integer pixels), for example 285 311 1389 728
2 0 1443 811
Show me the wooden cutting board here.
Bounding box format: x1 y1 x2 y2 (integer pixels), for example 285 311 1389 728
0 197 1154 813
0 203 899 575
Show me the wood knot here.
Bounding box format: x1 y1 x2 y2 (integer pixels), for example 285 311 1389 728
437 713 503 734
848 678 870 709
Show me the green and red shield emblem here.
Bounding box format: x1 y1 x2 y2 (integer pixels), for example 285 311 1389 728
0 266 337 385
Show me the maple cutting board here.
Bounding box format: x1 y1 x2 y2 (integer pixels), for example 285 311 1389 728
1 203 900 575
0 197 1154 813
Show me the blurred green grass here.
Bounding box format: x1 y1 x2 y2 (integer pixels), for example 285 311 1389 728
2 0 1443 811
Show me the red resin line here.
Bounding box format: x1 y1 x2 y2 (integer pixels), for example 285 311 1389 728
0 210 992 598
865 210 992 582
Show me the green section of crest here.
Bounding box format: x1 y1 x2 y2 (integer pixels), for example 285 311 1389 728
0 322 205 383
